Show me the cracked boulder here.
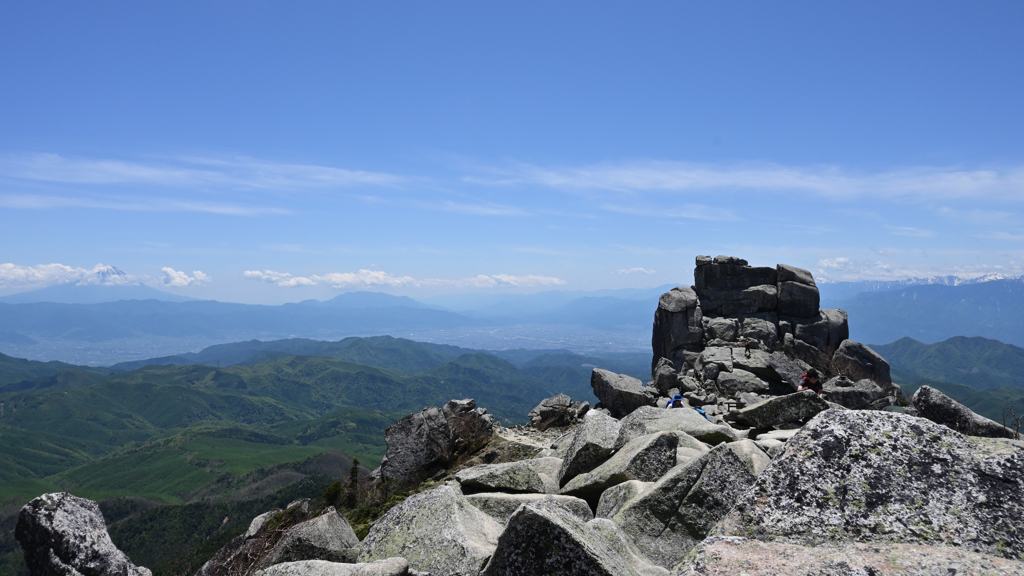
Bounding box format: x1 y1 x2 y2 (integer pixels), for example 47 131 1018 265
591 369 655 418
610 442 758 569
912 385 1017 438
456 457 561 494
822 375 888 410
258 507 360 569
465 493 593 525
560 431 678 505
481 502 667 576
832 340 899 403
358 483 503 576
731 391 830 429
714 409 1024 560
16 492 152 576
558 409 622 487
527 393 589 431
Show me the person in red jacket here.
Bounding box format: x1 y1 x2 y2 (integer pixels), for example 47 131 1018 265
797 368 824 398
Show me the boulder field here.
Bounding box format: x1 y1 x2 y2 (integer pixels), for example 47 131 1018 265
15 256 1024 576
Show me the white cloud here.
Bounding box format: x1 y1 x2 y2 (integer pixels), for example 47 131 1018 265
0 263 144 289
243 269 567 289
471 160 1024 201
600 203 739 221
615 267 656 275
0 153 403 190
243 270 318 287
160 268 210 287
887 226 935 238
0 193 289 216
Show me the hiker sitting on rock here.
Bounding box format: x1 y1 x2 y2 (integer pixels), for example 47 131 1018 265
797 368 824 398
666 394 685 408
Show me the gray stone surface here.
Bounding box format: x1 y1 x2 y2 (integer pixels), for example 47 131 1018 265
753 438 785 458
614 406 737 448
732 391 830 429
695 257 777 292
456 458 560 494
913 385 1017 438
481 502 663 576
777 281 820 318
791 339 830 373
380 399 497 488
727 439 771 477
443 398 495 452
254 558 412 576
16 492 152 576
651 286 703 371
464 493 593 525
755 429 799 442
651 357 689 396
833 340 899 403
767 352 805 391
379 406 453 488
585 519 671 576
776 263 815 286
730 348 776 381
823 376 888 410
821 308 850 350
740 317 778 349
715 410 1024 560
527 393 589 431
695 347 733 376
558 409 622 487
677 536 1024 576
610 443 758 569
591 368 655 418
259 508 361 569
715 368 769 395
358 484 503 576
791 313 829 349
245 509 281 539
703 317 739 342
595 480 651 519
560 432 678 504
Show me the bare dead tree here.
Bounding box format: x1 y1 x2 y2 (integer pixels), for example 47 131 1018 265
1003 402 1022 441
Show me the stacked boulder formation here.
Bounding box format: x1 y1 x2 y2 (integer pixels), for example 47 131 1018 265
644 255 899 424
16 255 1024 576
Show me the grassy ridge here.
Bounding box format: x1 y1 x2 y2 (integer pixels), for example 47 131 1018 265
872 336 1024 390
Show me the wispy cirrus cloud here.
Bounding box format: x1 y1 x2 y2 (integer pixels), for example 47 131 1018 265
467 160 1024 201
0 193 288 216
887 226 935 238
244 269 566 289
601 203 739 221
0 153 403 190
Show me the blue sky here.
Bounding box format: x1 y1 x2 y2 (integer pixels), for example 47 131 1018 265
1 1 1022 304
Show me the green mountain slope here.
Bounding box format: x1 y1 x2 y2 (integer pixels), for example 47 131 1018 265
872 336 1024 390
0 352 93 386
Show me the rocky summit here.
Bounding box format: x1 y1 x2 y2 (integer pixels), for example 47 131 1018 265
15 255 1024 576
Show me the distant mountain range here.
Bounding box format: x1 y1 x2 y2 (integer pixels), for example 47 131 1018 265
818 273 1023 303
872 336 1024 390
0 283 197 304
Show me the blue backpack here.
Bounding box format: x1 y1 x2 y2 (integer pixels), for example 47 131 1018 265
694 406 711 422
